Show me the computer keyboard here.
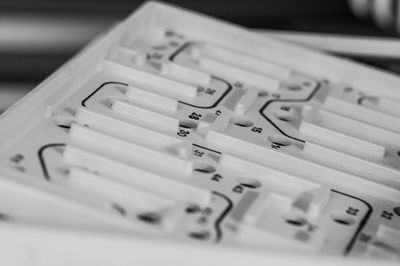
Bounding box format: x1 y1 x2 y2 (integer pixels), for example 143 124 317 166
0 1 399 264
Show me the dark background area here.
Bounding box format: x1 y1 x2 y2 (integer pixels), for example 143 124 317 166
0 0 395 111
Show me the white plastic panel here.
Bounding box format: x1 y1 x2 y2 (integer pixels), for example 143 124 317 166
0 1 399 265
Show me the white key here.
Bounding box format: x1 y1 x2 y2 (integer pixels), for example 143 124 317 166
219 153 319 191
143 26 166 45
114 46 147 68
0 174 161 234
376 224 400 245
306 186 331 219
166 142 193 159
238 223 325 252
237 192 324 251
197 108 232 134
64 146 210 206
111 99 179 133
323 97 400 133
230 191 260 223
198 57 280 91
104 60 198 100
160 203 187 232
67 168 175 212
378 97 400 117
367 224 400 259
366 242 399 260
160 62 211 87
234 87 259 115
75 108 182 149
317 109 400 147
244 192 292 225
200 44 291 80
300 115 386 160
125 85 178 113
68 124 193 178
207 129 400 198
303 142 400 187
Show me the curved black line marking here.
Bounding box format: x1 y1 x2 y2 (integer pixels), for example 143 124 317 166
192 144 222 155
169 42 194 62
81 81 128 107
57 125 71 129
331 189 373 256
81 78 231 110
170 42 233 109
241 184 258 189
259 81 321 143
82 42 232 109
38 143 66 181
212 191 234 243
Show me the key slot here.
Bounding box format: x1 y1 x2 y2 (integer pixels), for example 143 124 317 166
68 124 193 178
194 44 291 80
160 62 211 88
125 85 178 113
207 129 400 198
75 108 182 150
303 142 400 189
64 146 210 206
67 167 175 212
111 99 180 133
197 57 280 91
299 118 386 160
317 109 400 147
104 60 198 100
234 88 259 115
324 97 400 133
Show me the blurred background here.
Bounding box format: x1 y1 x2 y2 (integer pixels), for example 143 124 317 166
0 0 397 112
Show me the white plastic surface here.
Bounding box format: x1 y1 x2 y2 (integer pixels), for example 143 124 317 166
0 1 399 265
